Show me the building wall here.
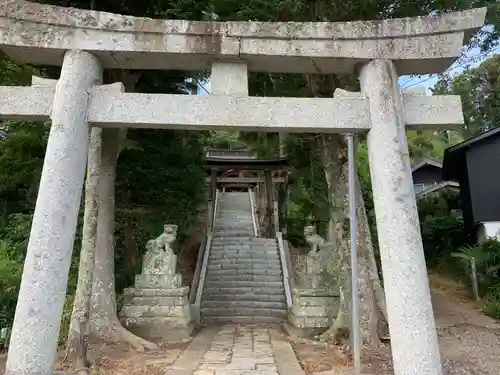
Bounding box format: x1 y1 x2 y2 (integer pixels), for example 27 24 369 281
466 136 500 224
412 165 443 194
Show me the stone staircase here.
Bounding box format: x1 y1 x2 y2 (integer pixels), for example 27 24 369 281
201 192 288 324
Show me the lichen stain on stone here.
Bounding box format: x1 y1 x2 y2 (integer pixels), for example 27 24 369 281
185 21 222 55
131 18 169 52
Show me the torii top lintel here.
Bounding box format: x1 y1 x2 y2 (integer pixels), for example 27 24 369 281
0 1 487 75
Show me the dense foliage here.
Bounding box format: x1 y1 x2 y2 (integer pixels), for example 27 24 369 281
0 58 207 345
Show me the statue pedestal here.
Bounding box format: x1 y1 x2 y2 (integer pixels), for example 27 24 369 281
134 273 183 289
119 282 193 342
285 287 339 338
120 224 193 341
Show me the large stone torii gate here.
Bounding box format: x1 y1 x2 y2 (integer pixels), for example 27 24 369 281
0 2 487 375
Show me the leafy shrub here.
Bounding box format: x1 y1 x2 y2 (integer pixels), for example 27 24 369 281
0 239 22 349
417 189 473 269
451 239 500 317
0 327 11 351
484 284 500 318
453 239 500 292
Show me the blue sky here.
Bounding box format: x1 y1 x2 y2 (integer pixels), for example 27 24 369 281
398 47 499 93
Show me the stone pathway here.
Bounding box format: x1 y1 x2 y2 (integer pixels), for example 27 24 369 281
166 325 305 375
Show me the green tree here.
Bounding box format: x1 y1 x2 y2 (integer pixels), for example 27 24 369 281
433 53 500 138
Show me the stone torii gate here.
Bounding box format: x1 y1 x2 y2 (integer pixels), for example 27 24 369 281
0 2 486 375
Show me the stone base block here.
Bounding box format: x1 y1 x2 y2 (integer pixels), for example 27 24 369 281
134 273 182 289
121 304 189 318
122 316 194 341
120 286 193 342
286 287 339 338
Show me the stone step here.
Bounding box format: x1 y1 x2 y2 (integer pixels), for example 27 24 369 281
209 253 279 261
201 307 287 318
207 268 282 277
208 258 281 266
211 241 276 246
211 238 277 244
216 213 251 216
201 300 287 310
208 257 280 264
214 226 253 229
209 247 278 253
214 231 255 236
215 226 253 229
214 221 253 225
217 210 251 213
203 287 285 296
207 264 282 271
209 249 278 255
214 228 254 231
202 316 284 325
205 274 282 282
211 245 276 250
204 280 284 289
214 225 253 229
216 217 251 220
216 214 251 217
202 293 286 303
217 208 251 210
215 222 253 226
215 217 253 220
218 207 250 209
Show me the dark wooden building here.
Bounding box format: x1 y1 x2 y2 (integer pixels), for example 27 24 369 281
411 156 459 197
412 157 444 194
442 127 500 231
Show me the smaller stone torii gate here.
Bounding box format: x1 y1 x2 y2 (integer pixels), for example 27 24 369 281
204 148 288 237
0 2 487 375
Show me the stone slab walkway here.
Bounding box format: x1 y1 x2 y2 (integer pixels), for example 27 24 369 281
166 325 305 375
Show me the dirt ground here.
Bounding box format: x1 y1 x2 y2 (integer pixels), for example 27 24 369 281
292 274 500 375
1 275 498 375
0 338 190 375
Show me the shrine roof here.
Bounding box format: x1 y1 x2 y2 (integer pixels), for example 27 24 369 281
204 149 288 169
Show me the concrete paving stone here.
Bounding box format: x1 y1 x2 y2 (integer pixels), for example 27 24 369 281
190 326 303 375
199 363 230 370
194 370 216 375
257 364 279 372
254 357 275 364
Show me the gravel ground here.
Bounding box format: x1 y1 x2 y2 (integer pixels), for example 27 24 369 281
304 277 500 375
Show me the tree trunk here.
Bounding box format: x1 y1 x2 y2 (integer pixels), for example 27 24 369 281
317 134 387 346
355 176 388 345
89 128 157 351
65 128 102 373
317 134 351 344
123 214 139 278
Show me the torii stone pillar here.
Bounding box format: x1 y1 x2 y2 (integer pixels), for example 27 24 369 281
360 59 442 375
6 50 102 375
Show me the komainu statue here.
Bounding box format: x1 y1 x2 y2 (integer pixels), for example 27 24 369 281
142 224 178 276
285 225 340 338
120 223 193 340
302 225 337 289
